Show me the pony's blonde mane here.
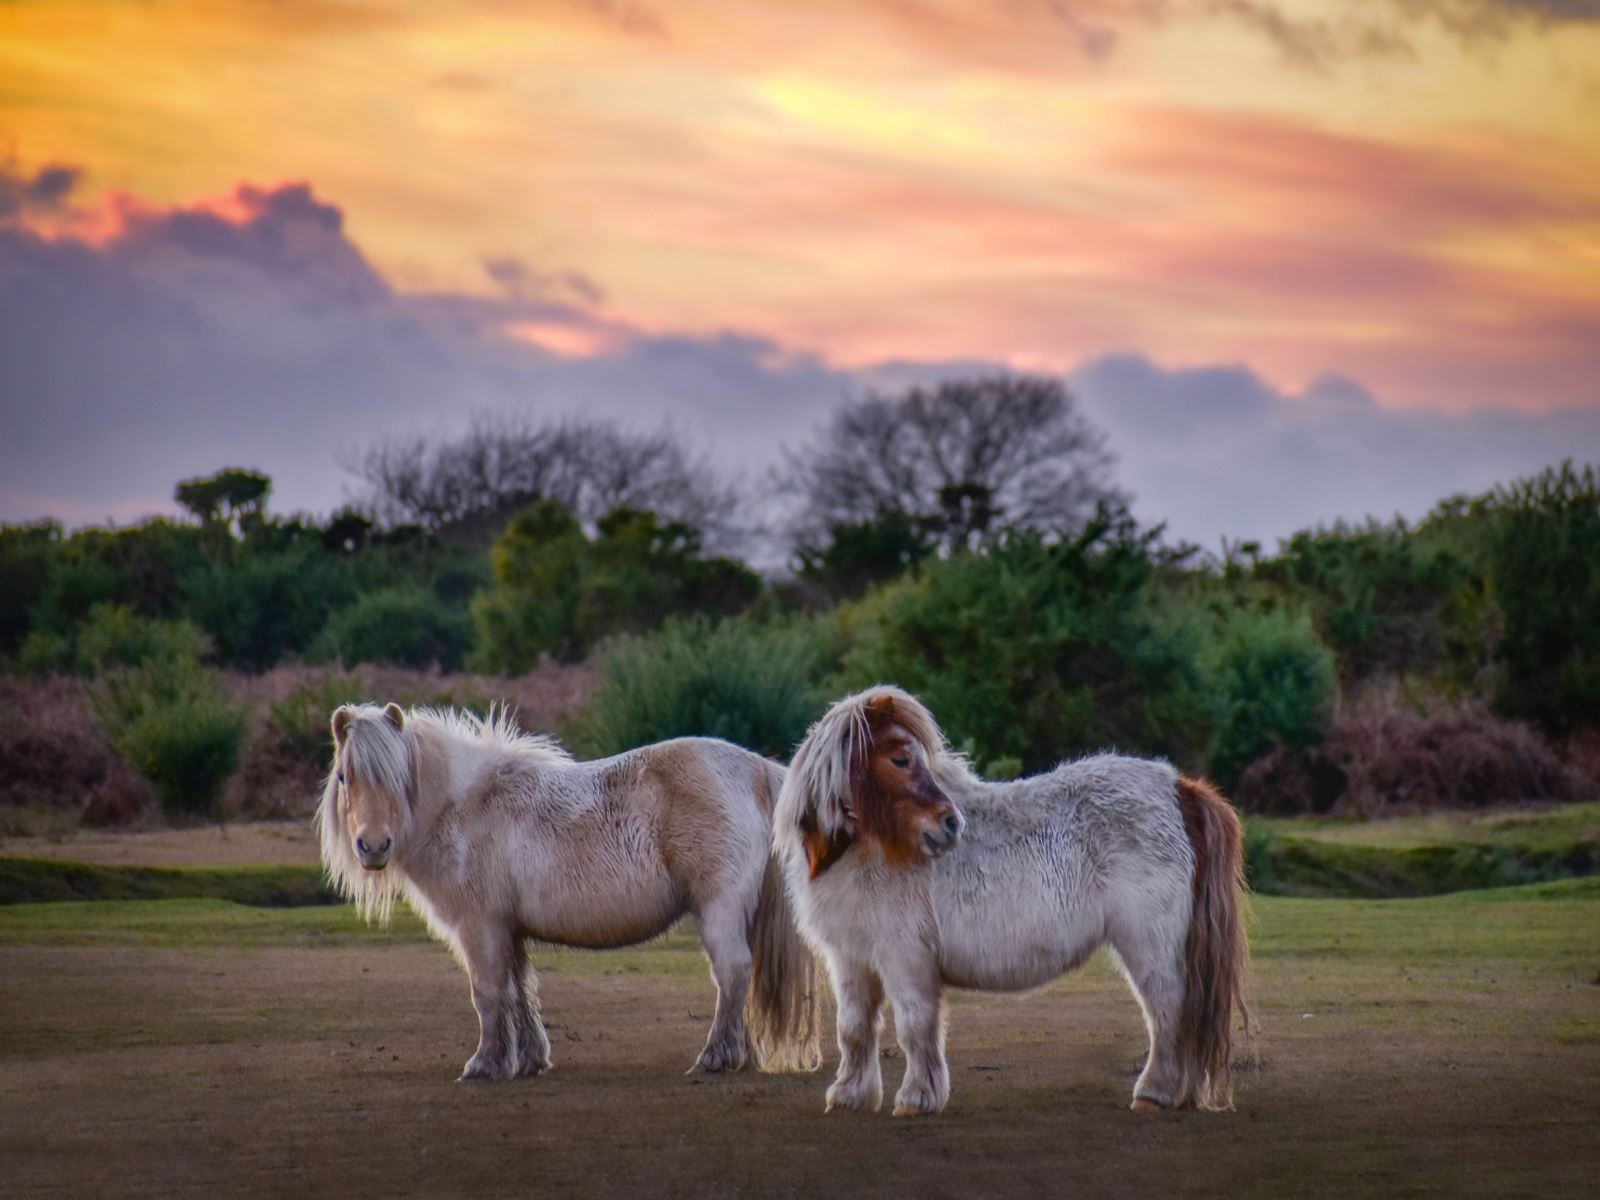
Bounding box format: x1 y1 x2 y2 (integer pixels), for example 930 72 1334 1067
316 702 572 925
778 685 978 840
407 703 574 767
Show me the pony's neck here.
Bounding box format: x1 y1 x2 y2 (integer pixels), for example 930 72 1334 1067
410 721 494 822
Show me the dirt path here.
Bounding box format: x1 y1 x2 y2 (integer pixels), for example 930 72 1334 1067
0 821 318 867
3 910 1597 1199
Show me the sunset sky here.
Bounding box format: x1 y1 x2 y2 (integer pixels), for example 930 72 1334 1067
2 0 1599 545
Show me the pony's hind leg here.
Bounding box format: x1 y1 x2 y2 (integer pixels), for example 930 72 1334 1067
823 956 884 1113
458 924 551 1082
691 892 755 1073
1109 913 1188 1111
510 945 552 1077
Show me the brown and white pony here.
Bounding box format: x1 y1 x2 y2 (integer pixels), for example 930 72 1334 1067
776 686 1250 1116
319 703 819 1080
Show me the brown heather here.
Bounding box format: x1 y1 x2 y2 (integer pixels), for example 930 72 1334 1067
1 663 596 824
1235 700 1595 816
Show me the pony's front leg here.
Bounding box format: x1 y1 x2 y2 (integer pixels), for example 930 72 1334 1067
824 957 884 1113
882 955 949 1117
457 926 550 1082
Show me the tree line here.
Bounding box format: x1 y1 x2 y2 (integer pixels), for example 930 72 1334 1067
2 375 1596 817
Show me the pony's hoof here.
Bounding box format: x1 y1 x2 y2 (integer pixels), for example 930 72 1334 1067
1130 1098 1168 1115
457 1057 509 1083
891 1085 946 1117
824 1082 881 1113
691 1044 749 1074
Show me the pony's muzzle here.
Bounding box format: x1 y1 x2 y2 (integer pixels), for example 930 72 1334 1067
921 811 964 857
356 835 393 870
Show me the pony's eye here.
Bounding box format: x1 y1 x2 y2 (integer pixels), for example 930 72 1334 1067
891 755 911 769
337 772 345 785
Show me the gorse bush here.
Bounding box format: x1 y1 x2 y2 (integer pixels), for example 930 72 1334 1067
182 545 356 669
473 502 761 672
1252 520 1480 691
18 604 211 676
1482 462 1600 736
836 511 1214 775
96 660 246 818
1204 605 1335 790
0 521 61 657
312 587 472 670
568 615 840 760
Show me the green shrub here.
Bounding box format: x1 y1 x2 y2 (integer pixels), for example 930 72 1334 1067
568 615 840 759
0 521 62 657
18 603 211 676
97 661 246 818
471 501 588 671
1205 606 1335 790
1482 462 1600 736
472 502 762 672
182 546 356 669
1252 519 1480 691
312 587 472 670
835 513 1214 775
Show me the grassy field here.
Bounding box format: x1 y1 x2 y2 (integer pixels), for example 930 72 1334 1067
2 869 1597 1199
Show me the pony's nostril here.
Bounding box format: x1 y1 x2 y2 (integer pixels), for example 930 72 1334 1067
356 836 369 855
942 813 961 838
377 837 392 855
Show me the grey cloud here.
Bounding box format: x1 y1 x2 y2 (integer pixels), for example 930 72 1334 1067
0 181 854 526
1070 354 1600 550
1205 0 1600 68
1206 1 1414 70
2 176 1595 562
0 160 83 220
483 255 606 306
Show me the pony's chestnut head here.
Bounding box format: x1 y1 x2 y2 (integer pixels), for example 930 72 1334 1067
784 685 970 881
862 716 964 862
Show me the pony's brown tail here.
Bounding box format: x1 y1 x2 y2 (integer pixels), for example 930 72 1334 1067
1174 776 1253 1110
747 844 822 1072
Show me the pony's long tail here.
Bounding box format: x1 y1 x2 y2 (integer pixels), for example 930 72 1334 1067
1174 776 1253 1110
747 765 822 1073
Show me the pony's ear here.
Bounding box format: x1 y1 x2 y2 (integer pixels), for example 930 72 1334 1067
383 703 406 732
800 811 856 880
331 706 353 746
864 692 896 726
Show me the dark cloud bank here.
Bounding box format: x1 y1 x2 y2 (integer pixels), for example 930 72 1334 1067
1 171 1596 551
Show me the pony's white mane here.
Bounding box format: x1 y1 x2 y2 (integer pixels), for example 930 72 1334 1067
408 704 574 767
777 685 979 840
316 702 572 924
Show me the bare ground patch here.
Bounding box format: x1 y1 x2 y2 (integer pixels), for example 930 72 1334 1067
1 895 1597 1199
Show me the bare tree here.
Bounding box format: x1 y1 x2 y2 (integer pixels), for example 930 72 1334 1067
784 375 1126 555
349 413 742 549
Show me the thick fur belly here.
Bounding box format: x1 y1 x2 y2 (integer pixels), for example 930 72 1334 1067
936 904 1104 992
520 876 688 949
